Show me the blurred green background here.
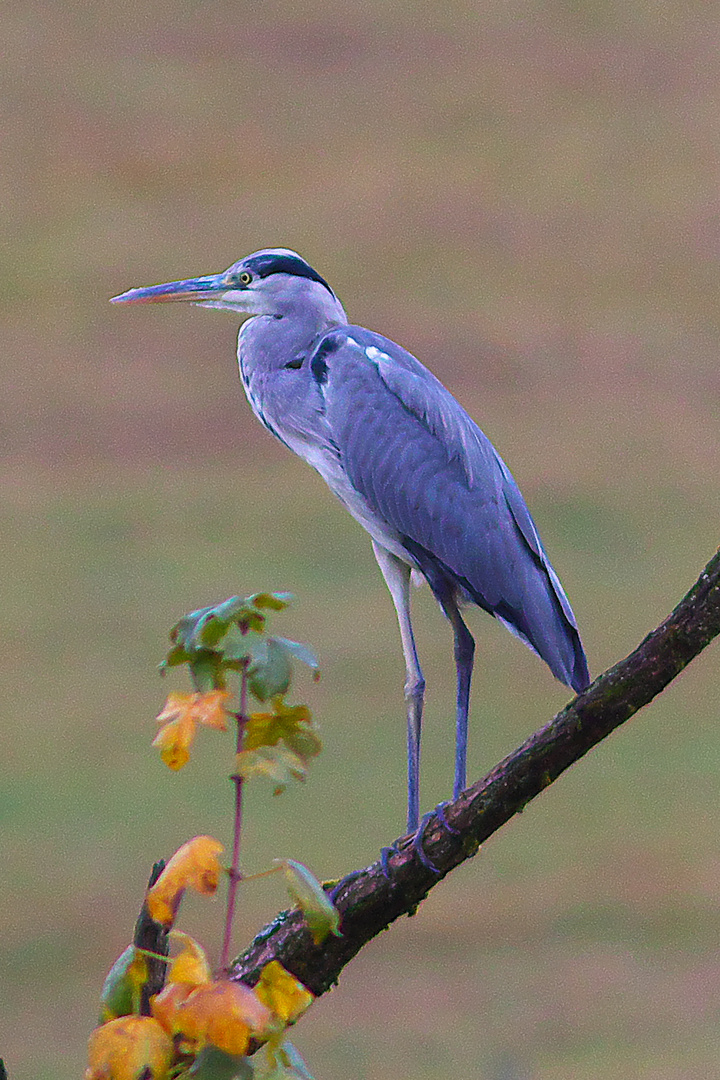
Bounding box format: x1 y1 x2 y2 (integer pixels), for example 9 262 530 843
4 1 720 1077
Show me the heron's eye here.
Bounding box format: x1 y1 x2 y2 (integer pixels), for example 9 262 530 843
238 271 253 285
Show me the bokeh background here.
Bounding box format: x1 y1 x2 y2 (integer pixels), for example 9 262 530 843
4 1 720 1077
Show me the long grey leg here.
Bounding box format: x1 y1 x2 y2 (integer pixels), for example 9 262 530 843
371 541 425 832
441 596 475 799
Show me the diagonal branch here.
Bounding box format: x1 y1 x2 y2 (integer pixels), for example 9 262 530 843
230 546 720 999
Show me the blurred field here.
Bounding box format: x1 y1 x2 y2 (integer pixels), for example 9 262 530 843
4 1 720 1077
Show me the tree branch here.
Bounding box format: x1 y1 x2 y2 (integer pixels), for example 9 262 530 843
135 860 168 1014
230 546 720 999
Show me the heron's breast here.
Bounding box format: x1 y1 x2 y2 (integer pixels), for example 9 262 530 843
280 425 415 566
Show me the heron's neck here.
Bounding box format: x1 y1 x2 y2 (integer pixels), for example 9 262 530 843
238 301 348 377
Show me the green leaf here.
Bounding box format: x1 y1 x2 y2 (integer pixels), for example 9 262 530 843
163 595 314 692
160 644 192 671
277 1043 315 1080
279 860 341 945
282 725 322 763
273 638 319 673
196 612 230 648
212 595 257 622
243 702 321 775
170 597 265 655
171 606 212 650
247 638 292 701
188 1046 255 1080
245 633 269 667
222 627 264 664
99 944 148 1023
212 596 267 635
254 1040 315 1080
190 652 226 692
250 592 293 611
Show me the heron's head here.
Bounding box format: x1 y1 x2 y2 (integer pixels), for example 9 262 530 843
111 248 345 323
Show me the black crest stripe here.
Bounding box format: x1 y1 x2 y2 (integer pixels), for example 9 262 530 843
245 254 335 298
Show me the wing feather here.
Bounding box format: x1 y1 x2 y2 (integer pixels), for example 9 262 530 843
317 328 589 692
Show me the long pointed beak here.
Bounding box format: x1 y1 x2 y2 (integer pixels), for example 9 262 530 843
110 273 226 305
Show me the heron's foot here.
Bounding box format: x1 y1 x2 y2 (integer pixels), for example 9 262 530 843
412 811 442 874
380 841 402 880
435 800 461 837
412 802 460 873
382 803 460 878
327 869 363 904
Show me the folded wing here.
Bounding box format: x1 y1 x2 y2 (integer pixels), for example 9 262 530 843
314 328 590 693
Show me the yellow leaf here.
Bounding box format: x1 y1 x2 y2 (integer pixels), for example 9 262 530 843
173 979 274 1055
85 1015 172 1080
235 745 307 794
280 859 341 945
275 702 311 726
146 836 224 927
99 945 149 1023
152 714 195 770
239 701 321 792
243 712 283 750
254 962 313 1025
245 702 316 753
167 931 212 986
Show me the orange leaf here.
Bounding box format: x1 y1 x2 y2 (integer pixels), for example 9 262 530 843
150 982 195 1039
153 692 233 770
85 1016 172 1080
157 691 233 731
146 836 224 927
173 980 274 1055
193 690 234 730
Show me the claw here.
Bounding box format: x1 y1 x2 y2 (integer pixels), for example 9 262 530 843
412 801 462 873
434 800 461 836
412 811 442 874
383 802 459 878
380 841 402 880
327 869 362 904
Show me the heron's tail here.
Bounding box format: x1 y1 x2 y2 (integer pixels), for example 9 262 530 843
402 534 591 696
495 600 590 694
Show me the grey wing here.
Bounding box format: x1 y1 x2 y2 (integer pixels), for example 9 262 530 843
317 328 590 693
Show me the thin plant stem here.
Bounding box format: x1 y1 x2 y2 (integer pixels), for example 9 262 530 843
236 866 285 884
219 665 248 973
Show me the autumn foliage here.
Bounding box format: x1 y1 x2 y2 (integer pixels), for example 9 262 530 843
86 593 332 1080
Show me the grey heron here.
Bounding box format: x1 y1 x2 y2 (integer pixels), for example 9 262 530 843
112 248 590 835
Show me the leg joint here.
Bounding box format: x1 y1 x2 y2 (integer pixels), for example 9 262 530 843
404 673 426 701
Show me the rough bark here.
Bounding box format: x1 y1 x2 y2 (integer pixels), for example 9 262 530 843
135 860 169 1014
230 546 720 999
